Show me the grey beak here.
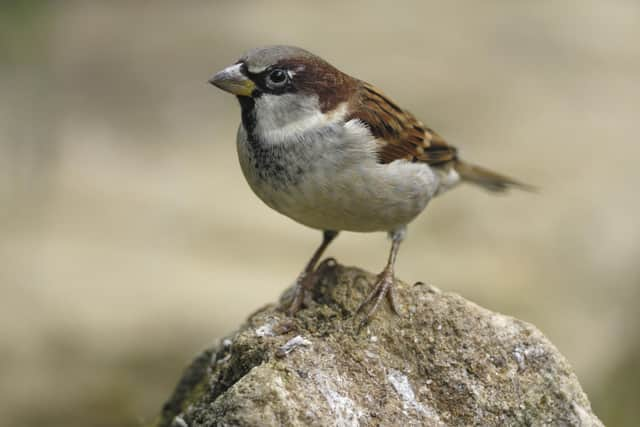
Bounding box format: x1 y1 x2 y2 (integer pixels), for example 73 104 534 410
208 63 255 96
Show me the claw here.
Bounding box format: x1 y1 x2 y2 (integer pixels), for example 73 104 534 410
356 270 401 326
355 283 377 314
286 275 316 316
386 283 401 315
285 257 338 316
286 271 309 316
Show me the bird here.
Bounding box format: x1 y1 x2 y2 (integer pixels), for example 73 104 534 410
209 45 532 322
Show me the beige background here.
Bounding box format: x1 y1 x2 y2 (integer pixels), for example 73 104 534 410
1 1 638 425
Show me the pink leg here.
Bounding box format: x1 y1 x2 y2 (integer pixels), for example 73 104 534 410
286 230 339 315
356 227 405 323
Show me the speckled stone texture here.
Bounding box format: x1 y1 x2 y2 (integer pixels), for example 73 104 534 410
156 262 603 427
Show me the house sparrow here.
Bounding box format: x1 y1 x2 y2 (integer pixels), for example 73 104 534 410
209 45 531 322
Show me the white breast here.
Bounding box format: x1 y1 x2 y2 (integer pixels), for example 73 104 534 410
236 98 443 232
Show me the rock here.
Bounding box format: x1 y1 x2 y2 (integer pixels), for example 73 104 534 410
156 261 603 427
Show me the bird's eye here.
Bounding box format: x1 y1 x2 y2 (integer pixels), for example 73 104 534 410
266 69 288 87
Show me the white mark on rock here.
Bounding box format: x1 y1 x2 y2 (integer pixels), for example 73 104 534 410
276 335 311 358
364 350 378 359
172 415 188 427
255 322 275 337
513 347 526 371
387 369 442 424
572 401 602 426
216 353 231 365
525 345 545 359
370 335 378 343
513 344 546 372
313 370 363 427
212 338 234 363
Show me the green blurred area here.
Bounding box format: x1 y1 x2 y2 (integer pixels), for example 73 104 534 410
1 1 639 425
0 1 50 61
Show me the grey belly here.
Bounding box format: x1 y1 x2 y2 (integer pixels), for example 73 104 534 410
236 124 441 232
242 156 439 232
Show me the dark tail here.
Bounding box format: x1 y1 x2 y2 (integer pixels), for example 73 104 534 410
454 160 536 193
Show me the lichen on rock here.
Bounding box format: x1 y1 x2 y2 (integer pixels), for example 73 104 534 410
156 262 603 426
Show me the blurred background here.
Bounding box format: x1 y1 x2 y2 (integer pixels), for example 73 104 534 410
1 1 638 425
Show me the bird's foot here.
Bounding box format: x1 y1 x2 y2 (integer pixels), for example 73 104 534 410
285 273 311 316
285 257 337 316
356 269 401 326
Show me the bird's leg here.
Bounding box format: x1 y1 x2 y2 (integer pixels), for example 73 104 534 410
357 227 405 322
286 230 339 316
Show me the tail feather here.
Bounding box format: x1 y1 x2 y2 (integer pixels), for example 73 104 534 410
454 160 536 193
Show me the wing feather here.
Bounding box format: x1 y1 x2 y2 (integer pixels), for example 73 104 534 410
347 82 457 166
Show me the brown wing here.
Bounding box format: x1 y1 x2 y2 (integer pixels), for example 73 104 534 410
347 82 457 166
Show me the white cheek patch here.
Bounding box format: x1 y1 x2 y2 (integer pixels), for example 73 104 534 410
254 97 349 145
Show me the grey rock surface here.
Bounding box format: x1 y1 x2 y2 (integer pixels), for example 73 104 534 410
156 261 603 427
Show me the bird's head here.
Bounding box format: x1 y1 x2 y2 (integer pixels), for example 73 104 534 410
209 45 356 136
